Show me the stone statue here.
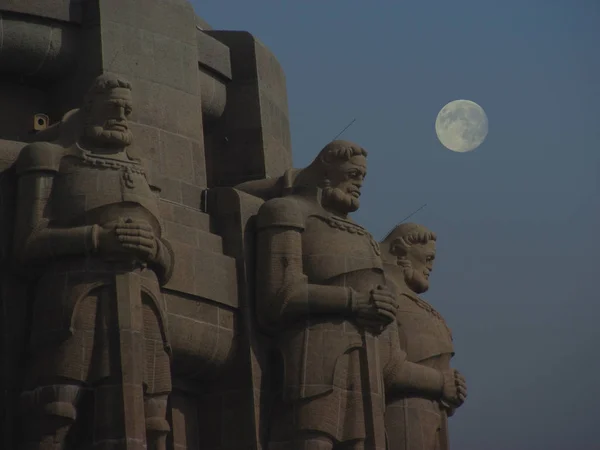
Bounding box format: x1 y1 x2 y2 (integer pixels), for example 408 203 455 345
381 223 467 450
254 141 466 450
13 74 174 450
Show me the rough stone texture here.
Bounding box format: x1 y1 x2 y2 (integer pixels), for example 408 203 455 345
380 224 467 450
0 2 467 450
204 31 293 187
0 12 80 81
0 82 49 143
0 0 85 23
11 73 174 450
240 142 468 450
0 1 293 448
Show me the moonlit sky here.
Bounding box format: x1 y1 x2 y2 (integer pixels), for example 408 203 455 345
193 2 599 449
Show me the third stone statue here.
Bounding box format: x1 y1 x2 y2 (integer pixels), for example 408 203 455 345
381 223 467 450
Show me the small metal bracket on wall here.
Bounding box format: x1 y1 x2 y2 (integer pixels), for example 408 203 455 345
201 189 209 213
33 114 49 131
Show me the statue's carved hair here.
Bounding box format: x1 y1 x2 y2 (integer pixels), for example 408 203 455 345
83 74 132 113
317 140 368 165
382 223 436 266
88 74 132 95
294 140 367 189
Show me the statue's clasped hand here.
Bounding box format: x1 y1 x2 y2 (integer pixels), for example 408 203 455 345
95 218 159 265
440 369 467 411
352 284 398 334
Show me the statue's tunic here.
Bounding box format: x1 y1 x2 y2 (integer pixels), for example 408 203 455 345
16 143 172 394
257 193 405 447
385 282 454 450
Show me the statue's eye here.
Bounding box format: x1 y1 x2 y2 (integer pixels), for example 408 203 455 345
125 108 132 116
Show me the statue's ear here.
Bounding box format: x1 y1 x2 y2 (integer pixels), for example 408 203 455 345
319 151 333 165
390 237 409 257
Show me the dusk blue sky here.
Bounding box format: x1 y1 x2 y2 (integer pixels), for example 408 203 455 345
193 2 599 449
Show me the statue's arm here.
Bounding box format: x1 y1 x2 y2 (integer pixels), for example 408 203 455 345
235 177 283 200
149 237 175 285
384 356 444 399
13 144 97 265
255 198 353 332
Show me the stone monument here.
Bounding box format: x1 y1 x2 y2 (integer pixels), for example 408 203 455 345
0 1 468 449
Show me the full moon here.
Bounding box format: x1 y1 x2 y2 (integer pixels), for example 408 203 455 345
435 99 488 153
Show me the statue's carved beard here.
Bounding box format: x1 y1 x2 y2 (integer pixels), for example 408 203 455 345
408 275 429 294
397 259 429 294
322 187 360 213
84 124 132 148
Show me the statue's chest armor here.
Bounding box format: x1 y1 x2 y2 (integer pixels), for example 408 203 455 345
397 295 454 362
51 156 159 223
302 214 382 283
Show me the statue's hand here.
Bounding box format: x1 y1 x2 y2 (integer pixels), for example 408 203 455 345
352 285 398 333
440 369 467 409
115 218 158 262
98 218 158 263
97 221 127 256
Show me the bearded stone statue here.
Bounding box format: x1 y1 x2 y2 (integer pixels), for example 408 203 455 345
14 74 174 450
381 223 467 450
253 142 466 450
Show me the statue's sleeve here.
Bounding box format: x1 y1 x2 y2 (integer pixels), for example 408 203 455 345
234 177 284 201
150 238 175 285
13 144 97 265
14 142 61 175
235 168 300 200
255 197 353 333
384 343 444 398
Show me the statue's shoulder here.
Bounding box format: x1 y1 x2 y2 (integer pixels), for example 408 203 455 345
256 194 310 230
15 141 66 175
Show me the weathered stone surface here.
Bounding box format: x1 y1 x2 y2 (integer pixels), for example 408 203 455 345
0 0 85 23
197 31 232 81
204 30 292 187
0 12 79 79
12 74 173 450
381 223 467 450
0 2 467 450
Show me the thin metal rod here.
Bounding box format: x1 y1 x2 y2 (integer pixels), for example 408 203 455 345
382 203 428 241
332 118 357 141
399 203 427 224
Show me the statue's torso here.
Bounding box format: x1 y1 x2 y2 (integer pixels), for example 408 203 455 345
50 149 161 234
395 288 454 365
302 210 383 285
275 201 393 443
25 145 168 354
386 287 454 450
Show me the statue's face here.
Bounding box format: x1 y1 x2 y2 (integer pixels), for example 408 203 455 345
406 240 436 294
84 87 133 148
323 155 367 213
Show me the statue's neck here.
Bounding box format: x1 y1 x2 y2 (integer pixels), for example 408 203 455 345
78 137 126 154
76 141 130 161
325 206 348 219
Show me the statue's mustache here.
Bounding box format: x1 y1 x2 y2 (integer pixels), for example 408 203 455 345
105 119 128 129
